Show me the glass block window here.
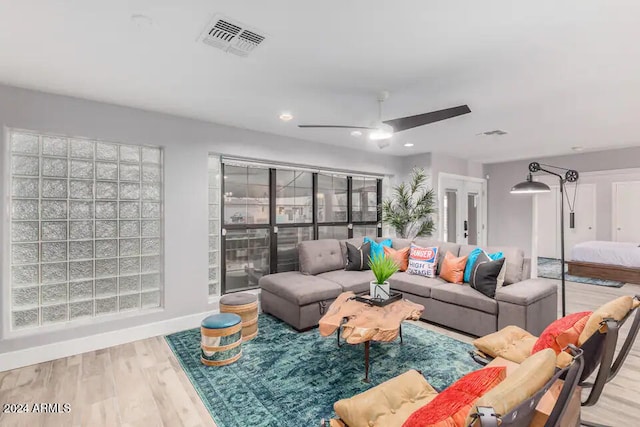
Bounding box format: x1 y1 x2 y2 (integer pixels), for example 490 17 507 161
8 129 163 331
207 155 221 297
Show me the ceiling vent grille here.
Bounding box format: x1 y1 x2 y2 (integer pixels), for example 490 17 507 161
480 129 508 136
200 15 266 57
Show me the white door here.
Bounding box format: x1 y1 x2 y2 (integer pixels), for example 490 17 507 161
536 183 596 259
439 175 486 245
613 182 640 242
565 183 596 257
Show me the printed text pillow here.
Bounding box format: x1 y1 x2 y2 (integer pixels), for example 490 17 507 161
407 244 439 278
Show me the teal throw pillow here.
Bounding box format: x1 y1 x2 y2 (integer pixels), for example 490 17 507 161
463 248 504 283
364 237 391 259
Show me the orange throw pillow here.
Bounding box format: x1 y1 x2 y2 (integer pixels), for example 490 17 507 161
532 311 592 354
439 252 468 284
402 366 506 427
384 246 410 271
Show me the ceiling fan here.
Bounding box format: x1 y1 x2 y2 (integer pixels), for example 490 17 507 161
298 91 471 148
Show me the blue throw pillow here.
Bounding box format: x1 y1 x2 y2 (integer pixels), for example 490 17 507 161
463 248 504 283
364 237 391 259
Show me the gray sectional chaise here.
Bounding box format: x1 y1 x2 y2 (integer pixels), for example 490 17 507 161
259 237 557 337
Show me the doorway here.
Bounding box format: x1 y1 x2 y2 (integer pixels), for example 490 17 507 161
535 183 596 259
613 181 640 243
438 174 487 245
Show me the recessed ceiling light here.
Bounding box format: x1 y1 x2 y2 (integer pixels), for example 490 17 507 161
572 146 584 152
279 112 293 122
131 14 153 28
403 143 414 147
350 130 362 137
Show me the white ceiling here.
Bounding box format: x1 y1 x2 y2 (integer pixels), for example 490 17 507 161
1 1 640 163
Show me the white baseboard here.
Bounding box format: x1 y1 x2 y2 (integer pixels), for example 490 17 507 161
0 309 217 372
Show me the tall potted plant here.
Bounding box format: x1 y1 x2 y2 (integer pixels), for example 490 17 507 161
381 167 436 239
368 254 399 300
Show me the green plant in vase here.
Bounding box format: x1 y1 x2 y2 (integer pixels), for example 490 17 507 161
368 253 399 300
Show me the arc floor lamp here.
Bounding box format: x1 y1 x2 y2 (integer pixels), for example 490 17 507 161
511 162 579 317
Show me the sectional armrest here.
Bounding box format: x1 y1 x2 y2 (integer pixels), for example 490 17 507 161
495 279 557 306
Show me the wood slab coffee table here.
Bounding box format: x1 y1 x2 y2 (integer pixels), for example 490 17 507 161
319 291 424 382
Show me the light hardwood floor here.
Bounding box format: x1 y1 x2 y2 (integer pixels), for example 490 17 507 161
1 280 639 427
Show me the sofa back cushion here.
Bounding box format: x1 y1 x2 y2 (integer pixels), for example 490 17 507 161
391 238 413 249
298 239 344 275
459 245 525 285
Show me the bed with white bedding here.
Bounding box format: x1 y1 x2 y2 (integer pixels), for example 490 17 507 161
568 241 640 284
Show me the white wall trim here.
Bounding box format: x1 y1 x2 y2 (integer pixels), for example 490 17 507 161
0 309 216 372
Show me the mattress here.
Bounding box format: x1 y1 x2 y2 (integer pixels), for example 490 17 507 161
571 241 640 268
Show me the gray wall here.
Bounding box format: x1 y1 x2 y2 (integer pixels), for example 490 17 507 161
485 147 640 255
0 84 404 355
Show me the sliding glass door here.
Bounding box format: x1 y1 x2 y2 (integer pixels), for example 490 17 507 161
221 164 271 292
220 160 382 293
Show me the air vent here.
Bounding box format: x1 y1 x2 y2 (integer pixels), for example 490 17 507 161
200 14 267 57
479 129 508 136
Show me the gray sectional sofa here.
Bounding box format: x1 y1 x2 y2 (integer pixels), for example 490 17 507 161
259 237 557 337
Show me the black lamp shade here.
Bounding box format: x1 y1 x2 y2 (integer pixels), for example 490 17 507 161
510 175 551 194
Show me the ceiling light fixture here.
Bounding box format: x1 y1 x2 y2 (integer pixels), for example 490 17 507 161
403 143 414 147
350 130 362 137
572 146 584 152
279 112 293 122
368 123 394 141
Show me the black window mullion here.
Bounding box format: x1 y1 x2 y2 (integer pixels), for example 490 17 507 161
269 168 277 273
312 172 318 240
377 178 383 237
220 162 227 293
347 176 353 238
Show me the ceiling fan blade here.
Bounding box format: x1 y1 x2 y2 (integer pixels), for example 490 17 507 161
298 125 375 129
384 105 471 132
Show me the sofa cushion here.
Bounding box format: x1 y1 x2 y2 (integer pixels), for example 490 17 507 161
391 238 413 249
494 279 557 305
334 369 438 427
460 245 524 285
259 272 342 305
413 238 461 274
298 239 344 275
389 272 445 298
431 283 498 315
402 366 506 427
318 270 374 294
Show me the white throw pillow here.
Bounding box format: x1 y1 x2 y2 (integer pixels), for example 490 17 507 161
407 244 439 278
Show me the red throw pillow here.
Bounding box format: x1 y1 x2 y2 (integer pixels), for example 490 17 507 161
402 367 506 427
532 311 593 354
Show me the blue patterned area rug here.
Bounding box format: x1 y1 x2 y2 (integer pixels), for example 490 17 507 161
538 257 624 288
166 314 476 427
